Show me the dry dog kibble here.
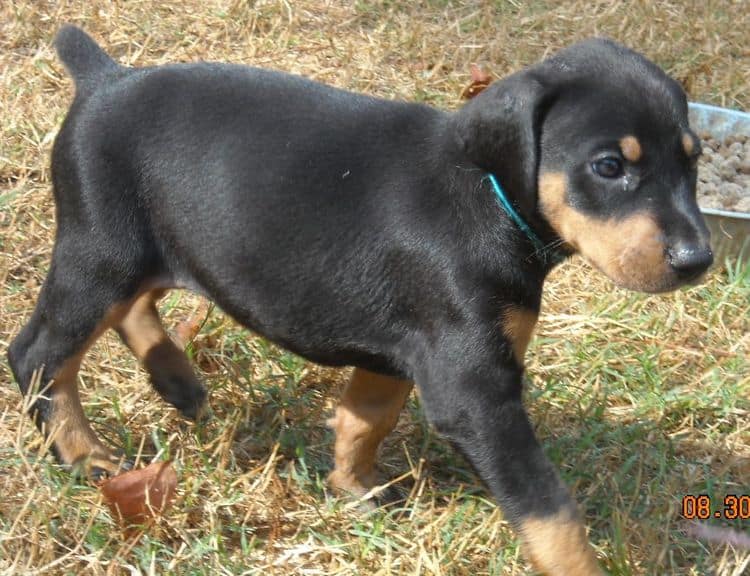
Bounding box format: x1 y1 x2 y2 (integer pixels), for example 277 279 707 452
697 132 750 212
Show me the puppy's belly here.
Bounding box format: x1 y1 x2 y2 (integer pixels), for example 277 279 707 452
151 267 408 378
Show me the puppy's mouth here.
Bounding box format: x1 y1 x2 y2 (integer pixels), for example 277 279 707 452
674 267 709 286
587 252 676 294
584 247 710 294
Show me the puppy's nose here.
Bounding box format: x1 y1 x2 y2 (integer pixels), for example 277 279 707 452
668 244 713 280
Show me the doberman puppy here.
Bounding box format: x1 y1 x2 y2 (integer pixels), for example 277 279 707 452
8 26 712 575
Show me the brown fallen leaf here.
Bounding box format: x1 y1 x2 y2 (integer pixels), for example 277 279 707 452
193 334 223 373
460 63 493 100
173 298 211 349
99 460 177 526
172 299 222 373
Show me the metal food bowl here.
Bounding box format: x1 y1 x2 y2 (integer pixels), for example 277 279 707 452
689 102 750 267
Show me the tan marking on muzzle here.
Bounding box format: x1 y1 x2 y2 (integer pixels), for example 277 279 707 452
619 135 642 162
539 172 670 292
521 510 603 575
501 305 538 364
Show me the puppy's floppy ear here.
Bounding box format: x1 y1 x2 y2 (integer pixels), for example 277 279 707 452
454 71 551 218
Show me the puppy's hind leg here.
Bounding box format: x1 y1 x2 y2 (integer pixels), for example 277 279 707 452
116 289 207 420
7 248 140 478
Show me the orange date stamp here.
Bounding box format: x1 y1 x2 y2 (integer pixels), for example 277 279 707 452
681 495 750 520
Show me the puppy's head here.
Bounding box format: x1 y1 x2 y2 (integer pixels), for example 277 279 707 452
455 39 712 293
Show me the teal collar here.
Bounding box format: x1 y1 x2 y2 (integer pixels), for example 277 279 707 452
487 173 564 265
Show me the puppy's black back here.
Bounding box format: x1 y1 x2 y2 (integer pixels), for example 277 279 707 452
51 28 509 377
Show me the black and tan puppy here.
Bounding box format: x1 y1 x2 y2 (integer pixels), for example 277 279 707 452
9 26 712 574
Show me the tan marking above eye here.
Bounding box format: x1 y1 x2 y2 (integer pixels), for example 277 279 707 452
619 135 642 162
682 132 696 157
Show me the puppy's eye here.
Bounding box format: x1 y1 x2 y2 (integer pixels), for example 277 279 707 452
592 156 624 178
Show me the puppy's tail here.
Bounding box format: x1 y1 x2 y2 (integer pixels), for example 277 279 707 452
54 25 120 97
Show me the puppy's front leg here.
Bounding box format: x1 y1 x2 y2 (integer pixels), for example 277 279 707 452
416 355 602 576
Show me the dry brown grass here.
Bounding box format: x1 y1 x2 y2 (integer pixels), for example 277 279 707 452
1 1 748 575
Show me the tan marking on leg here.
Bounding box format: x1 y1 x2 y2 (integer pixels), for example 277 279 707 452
521 511 602 575
501 305 538 364
47 303 131 475
328 368 413 497
539 172 671 292
117 289 169 360
118 289 205 417
619 135 642 162
118 290 195 380
682 132 695 157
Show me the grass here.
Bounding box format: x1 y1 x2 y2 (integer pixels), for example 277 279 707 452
0 1 749 574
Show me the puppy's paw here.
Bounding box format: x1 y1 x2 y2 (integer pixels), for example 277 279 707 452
151 375 208 421
175 384 208 422
327 469 403 511
71 452 133 483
